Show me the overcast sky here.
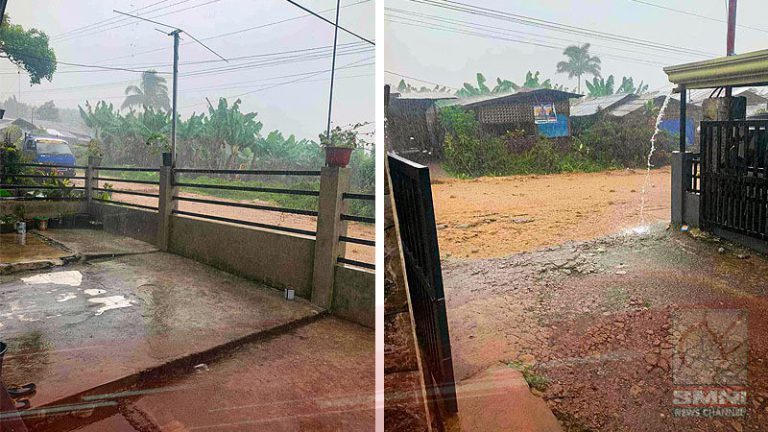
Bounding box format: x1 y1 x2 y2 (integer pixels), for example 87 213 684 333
1 0 374 140
385 0 768 95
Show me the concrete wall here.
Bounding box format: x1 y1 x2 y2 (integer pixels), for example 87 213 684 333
168 215 316 298
89 202 158 245
332 264 375 328
0 200 87 218
684 192 700 228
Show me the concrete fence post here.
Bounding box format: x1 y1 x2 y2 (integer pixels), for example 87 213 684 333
157 166 177 251
85 156 98 203
311 166 351 309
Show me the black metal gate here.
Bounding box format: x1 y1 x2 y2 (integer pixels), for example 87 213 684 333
700 120 768 239
388 153 458 417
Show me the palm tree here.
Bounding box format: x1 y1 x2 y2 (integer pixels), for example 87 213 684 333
556 44 601 94
122 70 171 112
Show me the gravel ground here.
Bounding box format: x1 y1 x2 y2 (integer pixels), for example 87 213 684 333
443 225 768 431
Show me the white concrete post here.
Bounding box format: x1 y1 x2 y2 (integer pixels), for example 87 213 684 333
311 166 350 309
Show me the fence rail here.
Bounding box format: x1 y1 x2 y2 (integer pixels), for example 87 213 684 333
172 209 316 237
1 162 374 270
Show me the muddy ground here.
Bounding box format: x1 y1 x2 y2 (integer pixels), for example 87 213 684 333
443 226 768 431
430 166 670 259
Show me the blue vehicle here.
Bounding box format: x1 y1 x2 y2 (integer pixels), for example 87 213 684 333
23 135 77 177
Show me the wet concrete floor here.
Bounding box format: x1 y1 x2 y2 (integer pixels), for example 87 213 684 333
0 251 321 410
0 233 72 265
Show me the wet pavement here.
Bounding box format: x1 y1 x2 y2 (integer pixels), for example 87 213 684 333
0 233 73 267
39 229 158 259
442 224 768 431
0 251 321 412
130 317 374 431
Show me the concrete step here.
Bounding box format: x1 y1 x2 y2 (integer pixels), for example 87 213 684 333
447 365 563 432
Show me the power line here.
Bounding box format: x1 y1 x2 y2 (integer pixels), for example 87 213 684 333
55 0 222 43
53 0 176 39
284 0 375 45
408 0 717 57
83 0 372 67
386 6 695 63
385 17 669 67
627 0 768 34
384 70 457 90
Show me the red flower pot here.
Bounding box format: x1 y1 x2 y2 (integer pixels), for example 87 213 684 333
324 147 354 168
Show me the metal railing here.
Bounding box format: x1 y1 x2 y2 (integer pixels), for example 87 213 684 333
171 167 322 237
337 192 375 270
93 166 161 211
0 163 86 200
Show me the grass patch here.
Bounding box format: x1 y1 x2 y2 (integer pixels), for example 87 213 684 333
507 360 549 391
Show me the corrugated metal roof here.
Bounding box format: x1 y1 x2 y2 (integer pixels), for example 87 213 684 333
570 93 636 117
441 88 582 109
608 92 671 117
664 49 768 89
393 91 458 101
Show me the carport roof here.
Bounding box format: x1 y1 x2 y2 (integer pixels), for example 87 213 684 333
664 49 768 90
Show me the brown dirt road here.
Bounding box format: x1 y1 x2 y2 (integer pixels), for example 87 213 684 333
97 180 375 264
430 166 671 259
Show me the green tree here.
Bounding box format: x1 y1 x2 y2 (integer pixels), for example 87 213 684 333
585 75 616 97
203 97 262 169
122 70 171 112
556 43 601 94
0 15 56 84
616 76 649 94
35 100 59 121
456 73 492 97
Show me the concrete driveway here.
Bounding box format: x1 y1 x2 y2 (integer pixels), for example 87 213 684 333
0 229 373 431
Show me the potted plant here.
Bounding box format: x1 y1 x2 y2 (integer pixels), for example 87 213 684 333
87 139 103 167
61 212 76 229
34 216 49 231
320 124 367 168
146 133 172 166
0 214 16 234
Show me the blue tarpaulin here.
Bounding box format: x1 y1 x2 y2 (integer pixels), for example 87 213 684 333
659 118 694 145
537 114 569 137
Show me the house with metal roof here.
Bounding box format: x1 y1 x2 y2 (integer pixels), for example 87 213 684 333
387 92 458 160
440 88 583 138
570 93 637 118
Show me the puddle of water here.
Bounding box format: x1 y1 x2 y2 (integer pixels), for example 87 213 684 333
623 225 651 236
22 271 83 287
57 293 78 302
88 296 133 316
84 288 106 296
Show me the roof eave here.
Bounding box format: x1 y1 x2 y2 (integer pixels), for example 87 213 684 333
664 49 768 90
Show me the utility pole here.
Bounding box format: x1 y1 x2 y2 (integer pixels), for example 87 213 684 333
0 0 7 24
726 0 737 97
325 0 341 141
113 10 226 167
171 29 180 165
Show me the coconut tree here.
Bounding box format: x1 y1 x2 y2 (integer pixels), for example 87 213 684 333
121 70 171 112
556 43 601 94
